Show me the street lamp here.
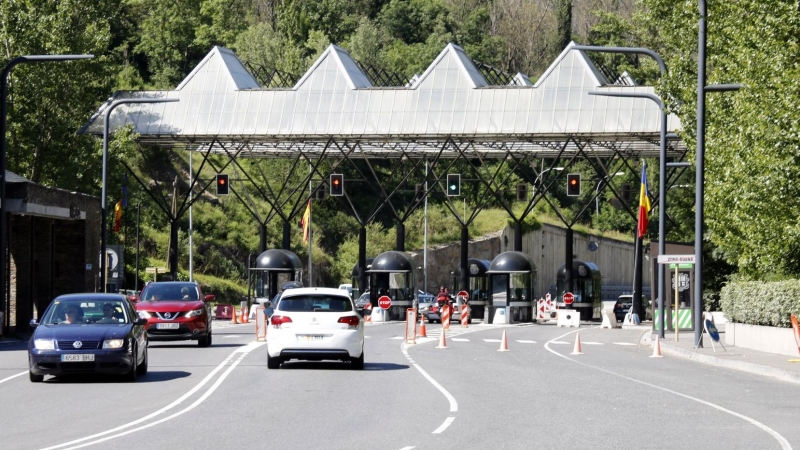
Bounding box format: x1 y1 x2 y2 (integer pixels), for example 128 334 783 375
100 97 178 292
595 172 625 215
0 54 93 320
533 167 564 197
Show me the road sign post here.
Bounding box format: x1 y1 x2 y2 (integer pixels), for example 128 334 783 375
378 295 392 309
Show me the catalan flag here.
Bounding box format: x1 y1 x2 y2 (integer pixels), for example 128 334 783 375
637 163 651 239
300 199 311 243
114 200 123 233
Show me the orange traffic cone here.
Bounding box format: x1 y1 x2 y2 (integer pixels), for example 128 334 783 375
650 335 664 358
231 308 238 325
497 330 510 352
436 329 448 349
242 307 249 324
418 318 428 338
571 332 583 355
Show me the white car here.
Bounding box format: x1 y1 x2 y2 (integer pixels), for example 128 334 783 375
266 287 364 370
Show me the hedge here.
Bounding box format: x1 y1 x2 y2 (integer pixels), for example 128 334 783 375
720 280 800 327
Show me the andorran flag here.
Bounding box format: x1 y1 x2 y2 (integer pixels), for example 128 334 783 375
637 163 651 239
300 199 311 243
114 200 123 233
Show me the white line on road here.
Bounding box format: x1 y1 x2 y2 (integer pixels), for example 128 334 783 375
451 338 469 342
483 339 500 342
516 340 537 344
401 344 457 413
613 342 637 346
544 330 792 450
398 446 415 450
0 371 27 384
581 342 603 345
41 342 261 450
432 417 455 434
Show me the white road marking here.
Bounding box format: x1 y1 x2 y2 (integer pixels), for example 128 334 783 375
401 344 457 413
544 330 792 450
432 417 456 434
223 335 238 338
483 339 501 343
550 340 570 344
516 340 537 344
613 342 637 346
581 342 603 345
0 371 27 384
390 336 404 340
42 342 261 450
451 338 469 342
399 447 415 450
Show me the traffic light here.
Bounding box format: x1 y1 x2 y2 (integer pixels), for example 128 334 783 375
216 174 229 195
516 183 528 201
447 174 461 196
330 174 344 196
566 173 581 196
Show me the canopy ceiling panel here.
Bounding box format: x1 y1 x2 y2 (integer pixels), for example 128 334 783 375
80 42 685 159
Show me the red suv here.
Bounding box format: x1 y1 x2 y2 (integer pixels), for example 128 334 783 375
136 282 214 347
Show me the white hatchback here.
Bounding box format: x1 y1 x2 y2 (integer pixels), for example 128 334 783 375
266 287 364 369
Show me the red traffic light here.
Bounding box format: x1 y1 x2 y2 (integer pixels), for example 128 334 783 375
330 174 344 196
566 173 581 196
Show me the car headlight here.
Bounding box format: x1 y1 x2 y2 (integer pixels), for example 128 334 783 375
34 339 55 350
137 311 151 319
185 308 204 318
103 339 125 349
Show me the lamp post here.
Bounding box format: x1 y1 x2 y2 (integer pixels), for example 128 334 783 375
532 167 564 197
101 97 178 292
1 54 93 318
595 172 625 215
573 45 670 336
695 0 742 347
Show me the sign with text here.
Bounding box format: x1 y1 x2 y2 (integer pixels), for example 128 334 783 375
657 254 696 265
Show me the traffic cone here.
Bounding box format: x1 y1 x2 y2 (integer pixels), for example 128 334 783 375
242 307 249 324
231 308 238 325
418 318 428 338
571 332 583 355
650 335 664 358
436 329 448 349
497 330 509 352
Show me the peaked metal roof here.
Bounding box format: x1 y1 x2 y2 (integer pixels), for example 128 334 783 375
80 41 683 158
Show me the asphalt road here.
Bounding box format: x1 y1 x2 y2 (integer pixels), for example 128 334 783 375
1 321 799 450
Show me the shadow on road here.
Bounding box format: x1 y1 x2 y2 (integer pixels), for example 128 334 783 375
147 343 243 349
43 370 192 384
279 361 409 371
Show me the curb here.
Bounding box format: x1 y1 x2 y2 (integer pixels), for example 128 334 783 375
646 333 800 385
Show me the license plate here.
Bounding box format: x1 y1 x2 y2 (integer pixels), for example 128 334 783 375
61 354 94 362
301 335 325 341
156 323 180 330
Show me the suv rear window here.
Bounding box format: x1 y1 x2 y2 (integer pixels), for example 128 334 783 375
278 295 353 312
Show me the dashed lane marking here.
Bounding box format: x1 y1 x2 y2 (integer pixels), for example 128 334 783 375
451 338 469 342
516 340 537 344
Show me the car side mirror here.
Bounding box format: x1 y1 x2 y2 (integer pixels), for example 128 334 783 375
134 318 148 326
29 319 39 329
204 294 215 302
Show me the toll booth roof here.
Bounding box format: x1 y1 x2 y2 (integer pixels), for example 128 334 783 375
367 251 415 273
487 251 536 273
254 249 302 271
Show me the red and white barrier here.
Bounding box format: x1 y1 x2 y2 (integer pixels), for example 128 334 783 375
441 304 451 330
364 303 372 324
460 304 470 328
537 298 555 322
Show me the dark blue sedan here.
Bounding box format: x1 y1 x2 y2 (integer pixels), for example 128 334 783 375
28 293 149 382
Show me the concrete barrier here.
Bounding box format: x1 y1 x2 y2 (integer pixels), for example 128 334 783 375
556 310 580 328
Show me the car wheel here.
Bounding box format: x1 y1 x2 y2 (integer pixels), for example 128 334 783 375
267 353 281 369
29 371 43 383
198 332 212 347
351 352 364 370
126 345 139 382
136 346 148 376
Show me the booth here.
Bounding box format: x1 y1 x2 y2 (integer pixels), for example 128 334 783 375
248 249 303 307
556 260 602 321
366 251 416 321
486 252 536 324
451 259 491 320
351 257 374 302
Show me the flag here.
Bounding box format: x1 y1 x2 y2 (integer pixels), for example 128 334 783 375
114 200 123 233
637 163 651 239
300 199 311 243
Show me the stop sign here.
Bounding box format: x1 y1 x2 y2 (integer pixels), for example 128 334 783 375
563 292 575 305
457 291 469 300
378 295 392 309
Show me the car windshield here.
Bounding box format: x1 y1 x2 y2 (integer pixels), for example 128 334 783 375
141 284 199 301
278 295 353 312
41 299 129 325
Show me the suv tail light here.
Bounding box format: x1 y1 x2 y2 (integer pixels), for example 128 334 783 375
271 315 292 327
338 315 360 329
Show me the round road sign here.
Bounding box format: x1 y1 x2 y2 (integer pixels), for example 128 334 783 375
378 295 392 309
563 292 575 305
457 290 469 300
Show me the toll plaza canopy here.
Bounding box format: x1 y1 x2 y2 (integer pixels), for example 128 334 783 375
80 41 684 159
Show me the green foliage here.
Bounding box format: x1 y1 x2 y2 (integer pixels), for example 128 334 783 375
720 280 800 328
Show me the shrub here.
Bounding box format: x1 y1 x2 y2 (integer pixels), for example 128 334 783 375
720 280 800 327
